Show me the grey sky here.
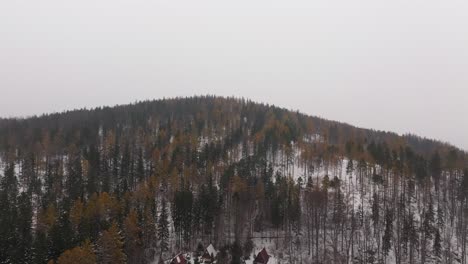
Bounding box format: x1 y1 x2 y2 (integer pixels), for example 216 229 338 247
1 0 467 150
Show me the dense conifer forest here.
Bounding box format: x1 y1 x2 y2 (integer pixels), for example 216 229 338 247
0 96 467 264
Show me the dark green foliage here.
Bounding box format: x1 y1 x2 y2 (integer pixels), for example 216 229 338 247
119 143 131 194
230 241 243 264
48 211 75 261
422 198 435 241
382 209 394 257
402 211 419 256
270 177 286 229
243 239 254 259
31 231 48 264
371 192 379 227
66 146 84 202
172 185 194 248
85 143 100 197
217 246 229 264
371 174 384 185
195 176 220 238
433 228 442 259
136 149 145 183
16 193 33 263
0 163 19 263
158 199 169 256
346 159 354 175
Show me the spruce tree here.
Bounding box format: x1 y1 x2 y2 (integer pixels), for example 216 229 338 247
382 208 394 257
31 231 49 264
0 163 19 263
66 145 84 202
230 241 243 264
433 228 442 261
16 192 33 263
158 199 169 257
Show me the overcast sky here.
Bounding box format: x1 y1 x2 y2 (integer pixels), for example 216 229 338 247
0 0 467 150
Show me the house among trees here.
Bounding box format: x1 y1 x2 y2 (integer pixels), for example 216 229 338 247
170 253 187 264
201 244 217 263
254 248 270 264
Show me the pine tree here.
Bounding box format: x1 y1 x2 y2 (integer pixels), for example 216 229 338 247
119 143 131 194
16 192 33 263
421 197 435 263
158 199 169 256
371 192 379 225
43 161 56 208
31 231 49 264
136 149 145 183
85 143 100 197
172 185 193 248
0 163 19 263
402 211 419 262
230 241 243 264
111 141 121 197
382 208 394 257
346 159 354 176
243 239 254 259
66 145 84 202
217 246 229 264
101 157 111 194
433 228 442 261
48 211 74 261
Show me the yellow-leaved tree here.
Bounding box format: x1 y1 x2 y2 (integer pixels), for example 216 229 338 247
97 222 126 264
56 240 96 264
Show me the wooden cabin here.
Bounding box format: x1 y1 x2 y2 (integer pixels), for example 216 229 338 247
201 244 217 263
170 253 187 264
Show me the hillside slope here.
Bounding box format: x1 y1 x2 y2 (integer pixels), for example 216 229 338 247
0 96 466 264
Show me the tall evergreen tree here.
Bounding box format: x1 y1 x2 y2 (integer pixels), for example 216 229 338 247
85 143 100 197
16 192 33 263
158 199 169 257
0 163 19 263
382 208 394 257
66 145 84 203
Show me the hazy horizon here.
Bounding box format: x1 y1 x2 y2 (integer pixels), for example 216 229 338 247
1 0 468 150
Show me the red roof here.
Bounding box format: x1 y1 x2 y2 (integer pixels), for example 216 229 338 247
254 248 269 264
171 253 187 264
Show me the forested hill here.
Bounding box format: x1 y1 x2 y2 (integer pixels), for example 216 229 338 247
0 96 467 264
0 96 462 158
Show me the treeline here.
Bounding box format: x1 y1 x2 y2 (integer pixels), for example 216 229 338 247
0 96 466 264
